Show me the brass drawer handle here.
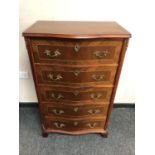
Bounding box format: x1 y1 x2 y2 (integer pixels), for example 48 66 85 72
94 49 109 58
52 109 64 115
48 74 63 81
50 93 64 100
88 109 101 115
90 93 102 100
74 44 80 52
92 74 104 81
87 123 97 129
53 122 65 128
44 49 61 57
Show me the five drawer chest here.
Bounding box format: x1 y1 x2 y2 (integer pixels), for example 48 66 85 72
23 21 131 137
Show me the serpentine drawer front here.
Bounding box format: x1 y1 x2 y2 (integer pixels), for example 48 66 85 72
31 39 123 64
23 21 131 137
44 117 106 132
35 65 117 85
39 85 113 102
41 104 109 117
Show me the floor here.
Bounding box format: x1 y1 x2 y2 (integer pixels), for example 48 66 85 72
19 107 135 155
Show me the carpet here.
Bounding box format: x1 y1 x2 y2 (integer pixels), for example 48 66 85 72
19 107 135 155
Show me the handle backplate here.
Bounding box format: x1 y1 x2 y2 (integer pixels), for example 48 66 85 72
87 123 98 128
90 93 102 100
50 93 64 100
52 109 64 115
48 74 63 81
94 49 109 58
44 49 61 58
88 109 101 115
92 74 104 81
53 122 65 128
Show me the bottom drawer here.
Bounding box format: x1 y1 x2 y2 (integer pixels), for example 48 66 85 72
44 117 106 132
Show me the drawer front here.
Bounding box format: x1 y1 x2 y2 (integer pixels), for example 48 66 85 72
39 86 113 102
35 65 117 85
44 117 105 131
41 104 109 117
31 39 123 64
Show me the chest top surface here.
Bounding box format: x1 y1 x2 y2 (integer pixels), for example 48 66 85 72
23 21 131 39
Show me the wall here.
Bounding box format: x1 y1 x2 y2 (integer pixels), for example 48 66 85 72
19 0 137 103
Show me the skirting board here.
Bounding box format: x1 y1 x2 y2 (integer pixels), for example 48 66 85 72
19 102 135 108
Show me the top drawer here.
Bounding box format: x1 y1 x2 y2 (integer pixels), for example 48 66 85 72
31 39 123 65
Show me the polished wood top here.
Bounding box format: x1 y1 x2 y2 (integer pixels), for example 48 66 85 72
23 21 131 39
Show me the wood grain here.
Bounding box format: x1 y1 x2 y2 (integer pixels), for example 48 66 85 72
23 21 131 38
104 39 129 129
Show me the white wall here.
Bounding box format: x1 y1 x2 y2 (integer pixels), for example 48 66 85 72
19 0 142 103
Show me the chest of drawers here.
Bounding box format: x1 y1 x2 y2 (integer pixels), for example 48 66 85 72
23 21 131 137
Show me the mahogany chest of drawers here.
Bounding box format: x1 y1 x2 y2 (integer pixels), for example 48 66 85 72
23 21 131 137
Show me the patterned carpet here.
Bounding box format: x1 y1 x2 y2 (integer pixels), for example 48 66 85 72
19 107 135 155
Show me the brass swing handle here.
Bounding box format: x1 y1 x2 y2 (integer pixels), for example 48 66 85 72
50 93 64 100
52 109 64 115
48 74 63 81
88 109 101 115
92 74 104 81
94 49 109 58
44 49 61 58
53 122 65 128
87 123 98 128
90 93 102 100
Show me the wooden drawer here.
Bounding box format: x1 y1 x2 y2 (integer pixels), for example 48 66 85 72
44 117 106 131
41 103 109 117
31 39 123 64
39 86 113 102
35 65 117 85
